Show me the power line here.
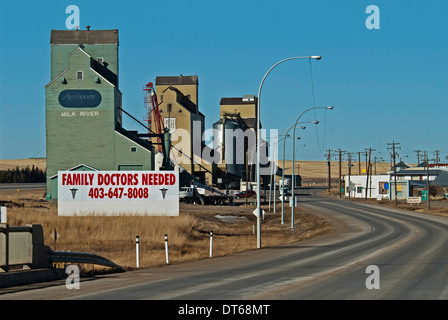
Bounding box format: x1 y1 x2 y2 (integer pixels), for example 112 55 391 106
337 149 346 198
415 150 422 165
434 150 441 163
346 151 354 199
365 148 375 199
326 149 332 192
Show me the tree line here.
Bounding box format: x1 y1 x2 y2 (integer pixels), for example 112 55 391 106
0 165 46 183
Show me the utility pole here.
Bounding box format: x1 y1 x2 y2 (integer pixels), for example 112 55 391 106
388 141 400 206
434 150 440 164
374 156 378 175
326 149 332 193
337 149 345 198
415 150 421 166
347 152 354 199
365 148 375 199
357 152 362 175
365 148 371 199
362 151 369 174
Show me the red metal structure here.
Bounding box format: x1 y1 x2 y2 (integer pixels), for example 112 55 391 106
143 82 164 152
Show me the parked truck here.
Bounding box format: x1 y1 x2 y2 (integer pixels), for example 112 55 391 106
179 182 233 205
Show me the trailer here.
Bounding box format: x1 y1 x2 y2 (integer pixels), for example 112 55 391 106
180 182 234 205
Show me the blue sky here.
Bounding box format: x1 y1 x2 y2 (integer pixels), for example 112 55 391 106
0 0 447 164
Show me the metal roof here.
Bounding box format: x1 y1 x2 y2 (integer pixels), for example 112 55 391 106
50 29 119 45
156 75 198 86
220 97 258 105
393 169 445 176
433 171 448 186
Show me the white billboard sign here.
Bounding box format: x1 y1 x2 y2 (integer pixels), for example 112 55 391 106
0 206 6 223
58 171 179 216
407 196 421 204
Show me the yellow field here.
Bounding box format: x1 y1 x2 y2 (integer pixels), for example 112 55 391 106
0 158 46 171
276 159 395 180
1 158 395 180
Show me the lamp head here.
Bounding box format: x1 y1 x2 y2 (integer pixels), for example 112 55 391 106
311 56 322 60
312 121 319 124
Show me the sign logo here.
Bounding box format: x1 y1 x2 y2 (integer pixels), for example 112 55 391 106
59 90 102 108
69 188 78 199
160 188 168 199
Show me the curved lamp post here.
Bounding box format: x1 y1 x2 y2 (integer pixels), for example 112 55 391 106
256 56 322 249
280 123 314 224
291 106 334 230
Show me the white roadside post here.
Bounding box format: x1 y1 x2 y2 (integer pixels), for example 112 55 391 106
165 234 169 265
136 236 140 269
0 206 6 224
210 231 213 258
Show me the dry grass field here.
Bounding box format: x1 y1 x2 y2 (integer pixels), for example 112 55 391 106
0 158 46 171
280 159 394 180
0 158 395 179
0 188 333 273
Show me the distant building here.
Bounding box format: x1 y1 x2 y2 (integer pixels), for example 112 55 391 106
155 75 213 184
45 29 154 199
211 95 272 189
345 175 390 199
391 161 411 171
219 95 258 130
388 167 448 200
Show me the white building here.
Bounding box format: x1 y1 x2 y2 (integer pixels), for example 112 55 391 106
345 175 390 199
388 167 448 200
345 167 448 201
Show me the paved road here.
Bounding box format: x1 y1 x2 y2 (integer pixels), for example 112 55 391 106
2 187 448 300
0 183 46 191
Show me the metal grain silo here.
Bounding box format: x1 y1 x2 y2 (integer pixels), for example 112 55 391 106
213 117 246 178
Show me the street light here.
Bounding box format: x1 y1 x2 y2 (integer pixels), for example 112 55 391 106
277 122 313 224
268 133 290 214
256 56 322 249
248 141 268 182
282 119 317 227
291 106 333 230
268 125 306 223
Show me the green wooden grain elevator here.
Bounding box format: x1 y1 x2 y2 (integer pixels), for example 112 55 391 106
45 28 155 199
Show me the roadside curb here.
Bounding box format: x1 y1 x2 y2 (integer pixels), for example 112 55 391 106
0 268 65 289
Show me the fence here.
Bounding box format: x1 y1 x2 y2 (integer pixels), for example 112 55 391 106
0 224 51 272
0 224 123 273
